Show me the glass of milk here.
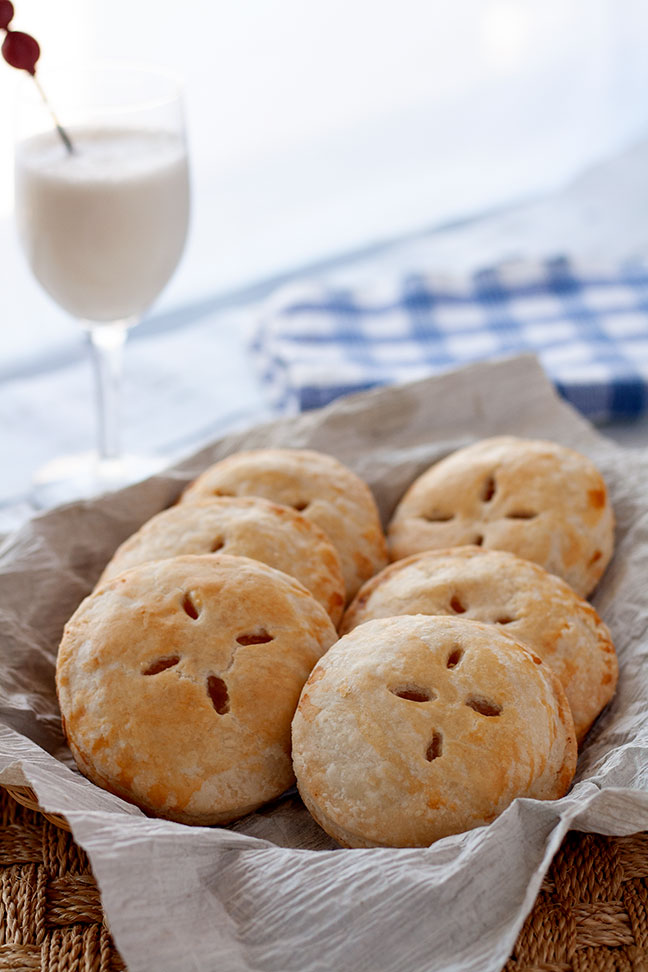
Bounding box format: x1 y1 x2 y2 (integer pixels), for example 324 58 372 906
14 63 190 501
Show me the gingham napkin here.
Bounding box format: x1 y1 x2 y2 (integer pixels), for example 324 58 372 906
250 257 648 421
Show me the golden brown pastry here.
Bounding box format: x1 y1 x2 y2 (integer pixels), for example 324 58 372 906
387 436 614 597
292 615 577 848
99 497 346 626
57 554 337 825
180 448 388 600
341 546 617 743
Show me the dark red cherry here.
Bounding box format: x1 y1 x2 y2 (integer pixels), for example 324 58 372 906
0 1 14 31
2 29 40 74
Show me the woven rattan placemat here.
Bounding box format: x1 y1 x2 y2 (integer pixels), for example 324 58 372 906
1 787 647 972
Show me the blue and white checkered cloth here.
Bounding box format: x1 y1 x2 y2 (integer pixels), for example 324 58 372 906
250 256 648 422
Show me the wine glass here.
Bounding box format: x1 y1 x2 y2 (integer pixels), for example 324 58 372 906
14 63 190 503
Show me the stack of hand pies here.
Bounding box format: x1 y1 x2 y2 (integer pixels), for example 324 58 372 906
56 437 618 847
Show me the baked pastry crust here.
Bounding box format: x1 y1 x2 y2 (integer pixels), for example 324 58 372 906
387 436 614 597
341 547 618 743
180 448 388 600
292 615 577 848
98 497 346 626
57 554 337 825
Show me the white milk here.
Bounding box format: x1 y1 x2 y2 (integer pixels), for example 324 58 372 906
15 127 190 322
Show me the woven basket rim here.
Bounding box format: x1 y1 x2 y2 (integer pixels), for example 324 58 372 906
3 782 71 832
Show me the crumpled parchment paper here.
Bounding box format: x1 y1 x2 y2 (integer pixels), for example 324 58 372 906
1 354 648 972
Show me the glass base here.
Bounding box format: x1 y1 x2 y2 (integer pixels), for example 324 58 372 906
32 451 167 508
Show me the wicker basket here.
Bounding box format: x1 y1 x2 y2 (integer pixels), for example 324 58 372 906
3 784 70 832
2 783 647 971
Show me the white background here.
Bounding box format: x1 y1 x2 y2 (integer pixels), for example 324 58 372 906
2 0 648 515
1 0 648 320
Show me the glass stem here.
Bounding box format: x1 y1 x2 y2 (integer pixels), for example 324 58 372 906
87 323 128 462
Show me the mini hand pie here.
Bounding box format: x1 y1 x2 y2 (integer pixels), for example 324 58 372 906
292 615 577 847
388 436 614 597
99 496 345 626
57 554 337 825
